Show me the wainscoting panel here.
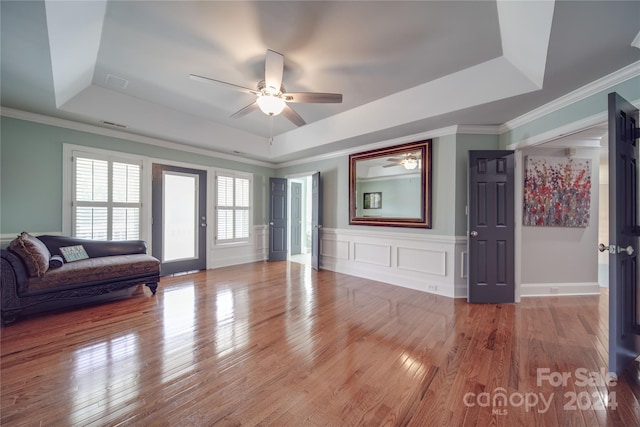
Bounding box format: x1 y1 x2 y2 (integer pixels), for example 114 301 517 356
397 247 446 276
353 242 391 267
321 238 349 260
209 225 268 269
320 228 468 298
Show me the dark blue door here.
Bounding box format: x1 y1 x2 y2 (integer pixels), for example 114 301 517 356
468 151 515 303
606 92 639 375
269 177 287 261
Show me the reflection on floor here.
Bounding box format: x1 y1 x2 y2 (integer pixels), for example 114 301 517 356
2 262 640 425
289 253 311 265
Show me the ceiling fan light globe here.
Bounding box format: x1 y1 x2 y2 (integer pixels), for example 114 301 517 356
257 95 286 116
403 158 418 170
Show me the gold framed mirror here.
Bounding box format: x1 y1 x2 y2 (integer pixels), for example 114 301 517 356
349 140 432 228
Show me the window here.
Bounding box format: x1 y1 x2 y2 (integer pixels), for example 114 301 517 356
216 172 251 244
73 153 142 240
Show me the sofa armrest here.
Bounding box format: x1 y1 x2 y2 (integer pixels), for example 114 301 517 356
38 236 148 258
1 249 30 304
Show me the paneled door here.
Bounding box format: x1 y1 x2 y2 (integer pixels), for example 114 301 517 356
269 177 287 261
605 92 639 375
152 164 207 275
467 151 515 303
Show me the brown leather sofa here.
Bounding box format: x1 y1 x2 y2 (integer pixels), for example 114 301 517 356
1 233 160 325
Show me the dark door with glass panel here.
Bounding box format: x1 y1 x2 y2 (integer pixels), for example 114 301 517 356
605 92 639 375
152 164 207 276
468 151 515 303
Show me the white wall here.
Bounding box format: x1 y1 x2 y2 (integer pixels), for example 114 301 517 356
321 228 467 298
598 161 609 287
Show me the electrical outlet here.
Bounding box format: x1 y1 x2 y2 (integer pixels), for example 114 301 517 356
427 284 438 292
550 287 559 294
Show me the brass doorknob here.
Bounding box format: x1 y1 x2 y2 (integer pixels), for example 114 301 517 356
470 231 478 237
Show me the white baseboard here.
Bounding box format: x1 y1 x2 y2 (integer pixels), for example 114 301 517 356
520 282 600 297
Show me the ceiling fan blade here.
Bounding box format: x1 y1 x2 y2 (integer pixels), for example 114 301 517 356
382 164 400 168
281 104 306 127
230 102 258 119
265 49 284 92
189 74 258 95
282 92 343 103
387 157 402 162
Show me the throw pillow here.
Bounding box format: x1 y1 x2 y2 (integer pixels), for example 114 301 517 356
59 245 89 262
9 232 51 278
49 255 65 269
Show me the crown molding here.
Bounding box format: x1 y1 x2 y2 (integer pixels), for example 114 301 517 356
507 111 606 151
0 107 276 169
632 30 640 49
275 125 501 169
457 125 501 135
506 96 640 151
275 125 461 168
500 60 640 133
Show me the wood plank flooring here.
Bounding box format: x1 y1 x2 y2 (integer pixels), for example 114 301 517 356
2 261 639 426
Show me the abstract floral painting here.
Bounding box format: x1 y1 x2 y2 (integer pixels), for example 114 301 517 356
523 156 591 227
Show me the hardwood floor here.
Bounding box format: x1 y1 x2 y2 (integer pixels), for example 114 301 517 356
2 261 639 426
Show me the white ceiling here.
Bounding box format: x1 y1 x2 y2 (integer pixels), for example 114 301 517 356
1 1 639 165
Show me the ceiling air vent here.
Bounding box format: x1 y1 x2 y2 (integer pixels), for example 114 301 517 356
101 120 128 129
104 73 129 89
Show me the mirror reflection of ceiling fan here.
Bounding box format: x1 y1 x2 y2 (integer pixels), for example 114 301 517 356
384 152 422 170
189 49 343 127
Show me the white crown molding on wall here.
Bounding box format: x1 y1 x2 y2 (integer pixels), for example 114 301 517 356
275 125 460 168
457 125 501 135
500 60 640 133
275 125 465 169
506 96 640 151
507 111 607 150
0 107 276 169
632 31 640 49
275 124 501 169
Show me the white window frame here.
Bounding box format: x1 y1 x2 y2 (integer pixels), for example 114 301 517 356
63 144 150 240
213 169 253 246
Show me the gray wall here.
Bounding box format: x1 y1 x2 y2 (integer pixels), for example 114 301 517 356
277 135 472 237
519 146 601 285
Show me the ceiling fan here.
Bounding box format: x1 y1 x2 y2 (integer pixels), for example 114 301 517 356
384 152 422 170
189 49 343 127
